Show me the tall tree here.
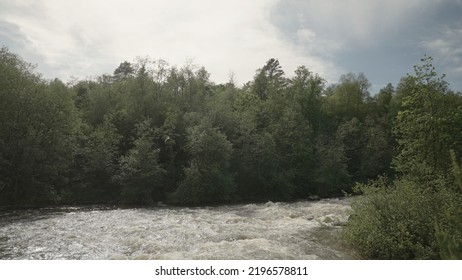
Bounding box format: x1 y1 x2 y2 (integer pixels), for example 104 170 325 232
288 66 325 129
327 72 371 121
393 56 462 185
253 58 286 100
113 61 134 81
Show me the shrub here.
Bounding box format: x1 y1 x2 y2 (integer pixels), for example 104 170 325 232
436 151 462 259
343 178 461 259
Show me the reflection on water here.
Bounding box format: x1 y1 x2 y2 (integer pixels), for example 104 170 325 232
0 199 355 260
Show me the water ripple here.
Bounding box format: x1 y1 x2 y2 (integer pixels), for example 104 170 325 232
0 198 354 259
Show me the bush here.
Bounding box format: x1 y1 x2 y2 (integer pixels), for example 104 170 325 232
343 178 461 259
436 208 462 259
436 151 462 259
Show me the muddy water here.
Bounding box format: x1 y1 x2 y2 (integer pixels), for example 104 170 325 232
0 198 355 260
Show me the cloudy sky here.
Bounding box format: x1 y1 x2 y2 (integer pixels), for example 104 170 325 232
1 0 461 93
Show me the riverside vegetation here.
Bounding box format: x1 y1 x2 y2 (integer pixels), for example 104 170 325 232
0 47 461 259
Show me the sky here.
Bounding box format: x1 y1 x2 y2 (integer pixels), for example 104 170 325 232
1 0 461 93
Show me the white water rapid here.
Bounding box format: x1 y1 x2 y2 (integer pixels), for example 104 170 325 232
0 198 355 260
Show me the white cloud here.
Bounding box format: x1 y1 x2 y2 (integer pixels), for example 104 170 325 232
419 24 462 90
421 26 462 64
284 0 440 48
0 0 339 84
2 0 460 91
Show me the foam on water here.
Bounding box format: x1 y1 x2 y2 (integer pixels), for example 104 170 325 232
0 198 355 259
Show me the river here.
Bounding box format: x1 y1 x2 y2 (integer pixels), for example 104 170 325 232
0 198 355 260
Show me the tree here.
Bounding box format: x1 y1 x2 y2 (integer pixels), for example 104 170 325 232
360 118 394 179
376 83 394 117
253 58 286 100
0 48 79 206
393 56 462 185
344 56 462 260
288 66 325 129
234 130 287 201
335 117 393 182
172 119 234 205
326 72 371 121
113 61 134 81
312 134 350 197
70 117 121 203
268 101 315 198
436 150 462 259
118 119 166 204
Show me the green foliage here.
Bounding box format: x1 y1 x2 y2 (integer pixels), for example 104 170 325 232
69 117 121 203
252 58 286 100
270 105 314 197
0 49 398 206
393 56 462 184
113 61 134 81
437 209 462 260
375 83 397 121
343 57 462 260
0 48 79 206
5 47 459 214
288 66 324 129
312 134 350 197
336 117 393 182
436 151 462 259
233 128 290 201
172 119 234 205
344 178 461 259
326 72 371 121
118 119 166 205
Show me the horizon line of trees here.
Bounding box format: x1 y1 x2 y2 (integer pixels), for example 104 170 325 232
1 47 461 211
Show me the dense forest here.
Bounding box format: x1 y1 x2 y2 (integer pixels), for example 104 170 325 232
1 46 462 259
0 46 397 206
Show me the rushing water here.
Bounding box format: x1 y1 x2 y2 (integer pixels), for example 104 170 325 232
0 198 355 260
